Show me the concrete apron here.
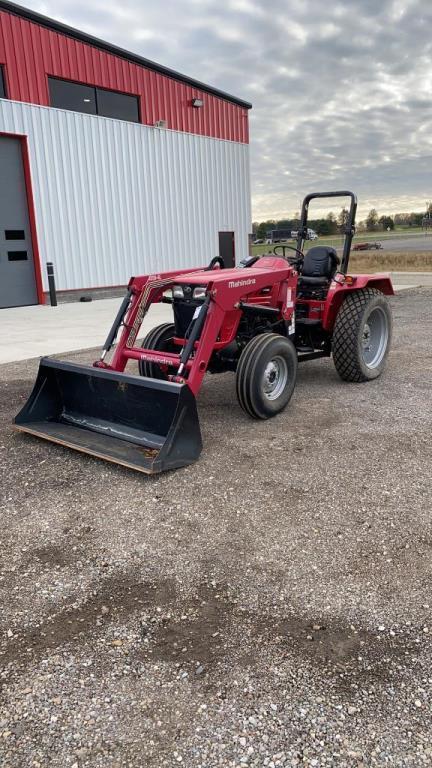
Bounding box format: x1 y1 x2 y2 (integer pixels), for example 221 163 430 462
0 298 172 365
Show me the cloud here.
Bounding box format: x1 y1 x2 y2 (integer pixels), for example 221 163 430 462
19 0 432 219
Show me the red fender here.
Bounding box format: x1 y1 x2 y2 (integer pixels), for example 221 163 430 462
322 273 394 332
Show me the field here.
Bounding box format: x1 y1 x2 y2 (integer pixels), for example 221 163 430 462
349 251 432 273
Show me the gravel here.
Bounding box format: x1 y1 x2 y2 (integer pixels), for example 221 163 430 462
0 287 431 767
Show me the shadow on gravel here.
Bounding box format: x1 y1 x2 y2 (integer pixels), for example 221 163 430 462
31 544 81 568
0 575 176 671
1 577 417 692
140 586 416 691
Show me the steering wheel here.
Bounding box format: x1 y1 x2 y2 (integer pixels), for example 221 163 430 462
205 256 225 271
273 244 304 266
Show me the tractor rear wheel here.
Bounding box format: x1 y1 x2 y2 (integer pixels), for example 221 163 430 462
236 333 297 419
332 288 392 382
139 323 177 379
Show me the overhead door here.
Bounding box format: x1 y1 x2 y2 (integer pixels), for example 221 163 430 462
0 136 37 308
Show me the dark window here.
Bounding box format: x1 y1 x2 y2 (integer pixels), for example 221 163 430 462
96 87 139 122
0 66 6 99
8 251 28 261
48 77 139 123
5 230 25 240
48 78 96 115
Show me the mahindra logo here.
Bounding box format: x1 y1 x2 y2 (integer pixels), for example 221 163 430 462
228 278 256 289
140 353 173 366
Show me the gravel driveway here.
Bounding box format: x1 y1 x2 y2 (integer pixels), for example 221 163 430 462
1 288 431 768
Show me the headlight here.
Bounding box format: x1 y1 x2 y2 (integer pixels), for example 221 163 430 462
193 286 207 300
172 285 184 299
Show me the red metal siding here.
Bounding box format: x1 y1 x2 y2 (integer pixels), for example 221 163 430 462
0 10 249 143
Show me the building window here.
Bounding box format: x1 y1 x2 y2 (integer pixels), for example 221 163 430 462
0 66 6 99
48 78 96 115
96 87 139 122
48 77 139 123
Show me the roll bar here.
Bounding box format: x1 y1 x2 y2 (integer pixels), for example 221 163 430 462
296 191 357 275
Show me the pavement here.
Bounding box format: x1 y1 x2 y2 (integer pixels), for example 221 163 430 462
0 287 431 767
0 272 430 364
389 271 432 286
373 236 432 252
340 236 432 253
0 298 170 364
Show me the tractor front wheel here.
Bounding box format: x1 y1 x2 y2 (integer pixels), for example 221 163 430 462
236 333 297 419
139 323 177 379
332 288 392 382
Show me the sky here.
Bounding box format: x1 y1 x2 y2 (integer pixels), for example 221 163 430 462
18 0 432 221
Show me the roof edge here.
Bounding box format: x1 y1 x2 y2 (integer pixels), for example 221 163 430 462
0 0 252 109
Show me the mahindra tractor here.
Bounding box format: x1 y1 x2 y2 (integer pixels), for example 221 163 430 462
15 191 393 474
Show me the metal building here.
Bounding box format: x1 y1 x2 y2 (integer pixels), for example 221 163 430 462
0 0 251 307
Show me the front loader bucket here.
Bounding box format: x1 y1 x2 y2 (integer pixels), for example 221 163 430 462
14 358 202 474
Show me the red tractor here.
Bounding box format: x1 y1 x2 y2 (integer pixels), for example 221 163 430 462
15 191 393 474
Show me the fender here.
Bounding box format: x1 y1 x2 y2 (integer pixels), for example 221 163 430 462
322 273 394 331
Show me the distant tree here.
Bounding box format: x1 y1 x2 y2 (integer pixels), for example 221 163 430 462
394 213 408 225
307 217 337 236
326 212 339 235
407 212 423 227
423 202 432 228
378 215 394 231
276 219 293 230
394 211 424 226
256 219 276 239
338 207 349 229
366 208 379 231
314 219 332 236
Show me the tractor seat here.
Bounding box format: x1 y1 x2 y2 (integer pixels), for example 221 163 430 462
299 246 340 286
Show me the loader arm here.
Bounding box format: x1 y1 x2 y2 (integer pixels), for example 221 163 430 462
14 258 297 475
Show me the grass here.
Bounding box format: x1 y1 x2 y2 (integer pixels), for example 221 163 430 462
349 251 432 273
394 225 430 235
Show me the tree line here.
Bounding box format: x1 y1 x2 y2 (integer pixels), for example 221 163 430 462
253 202 432 238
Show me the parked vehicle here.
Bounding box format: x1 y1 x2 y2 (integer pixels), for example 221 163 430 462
353 241 383 251
291 228 318 240
265 228 293 244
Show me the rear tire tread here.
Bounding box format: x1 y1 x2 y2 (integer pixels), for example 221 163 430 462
332 288 391 382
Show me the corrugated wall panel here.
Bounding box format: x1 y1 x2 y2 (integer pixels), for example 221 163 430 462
0 9 249 143
0 99 251 292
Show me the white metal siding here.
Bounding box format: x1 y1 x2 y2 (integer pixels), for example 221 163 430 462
0 100 251 292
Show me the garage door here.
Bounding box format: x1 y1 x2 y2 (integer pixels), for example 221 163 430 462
0 136 38 308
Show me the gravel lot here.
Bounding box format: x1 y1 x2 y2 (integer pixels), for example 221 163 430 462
1 287 432 768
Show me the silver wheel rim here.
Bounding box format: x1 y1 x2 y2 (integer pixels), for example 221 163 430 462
262 356 288 400
361 306 389 368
